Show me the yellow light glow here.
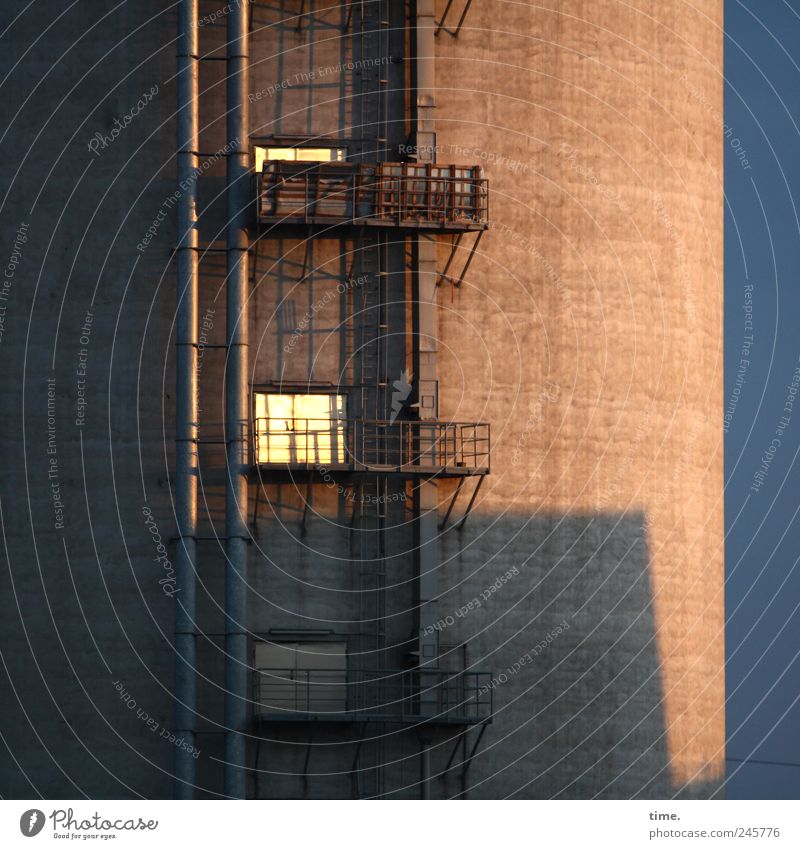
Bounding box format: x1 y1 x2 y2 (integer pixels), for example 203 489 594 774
254 393 346 464
253 146 345 172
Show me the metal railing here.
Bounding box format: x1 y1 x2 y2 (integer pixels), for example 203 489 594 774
258 161 489 230
253 667 493 724
253 417 490 473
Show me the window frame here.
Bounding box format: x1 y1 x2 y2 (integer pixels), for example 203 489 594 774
252 144 346 173
254 639 348 714
252 391 348 465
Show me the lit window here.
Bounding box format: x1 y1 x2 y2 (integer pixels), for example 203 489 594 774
253 145 345 172
254 393 347 464
255 641 347 713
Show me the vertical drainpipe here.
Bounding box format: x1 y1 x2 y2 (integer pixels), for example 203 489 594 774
175 0 199 801
412 0 438 795
419 739 432 799
225 0 250 800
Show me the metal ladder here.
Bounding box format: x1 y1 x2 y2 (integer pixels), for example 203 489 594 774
355 0 390 160
351 1 392 797
357 234 389 421
354 474 387 799
353 230 388 800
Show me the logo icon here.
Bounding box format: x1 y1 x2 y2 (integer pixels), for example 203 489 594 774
390 369 413 423
20 809 45 837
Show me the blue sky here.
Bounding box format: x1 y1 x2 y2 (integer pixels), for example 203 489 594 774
725 0 800 800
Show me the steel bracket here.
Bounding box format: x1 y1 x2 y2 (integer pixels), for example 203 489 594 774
437 229 484 296
439 475 484 531
300 473 314 535
435 0 474 38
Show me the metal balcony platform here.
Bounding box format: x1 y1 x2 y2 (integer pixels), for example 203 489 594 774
257 161 489 232
253 668 493 726
252 418 490 477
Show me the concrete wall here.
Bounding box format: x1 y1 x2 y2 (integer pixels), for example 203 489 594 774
0 3 179 797
431 0 725 797
0 0 724 800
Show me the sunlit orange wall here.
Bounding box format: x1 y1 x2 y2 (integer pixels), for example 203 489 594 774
435 0 724 794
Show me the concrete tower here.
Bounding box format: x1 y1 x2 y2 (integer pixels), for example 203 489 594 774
0 0 723 799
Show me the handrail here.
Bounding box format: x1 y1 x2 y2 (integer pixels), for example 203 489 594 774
252 417 490 472
258 160 489 230
253 666 493 723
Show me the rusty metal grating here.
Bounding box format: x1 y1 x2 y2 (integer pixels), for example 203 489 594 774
258 160 489 230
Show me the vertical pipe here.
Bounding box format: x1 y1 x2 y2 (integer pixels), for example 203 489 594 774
175 0 199 800
225 0 250 800
419 738 432 799
415 0 436 152
412 0 440 689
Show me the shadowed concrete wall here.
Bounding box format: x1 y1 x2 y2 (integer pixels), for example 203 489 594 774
0 0 723 800
0 3 179 797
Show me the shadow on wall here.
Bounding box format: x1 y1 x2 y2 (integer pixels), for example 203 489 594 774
0 487 723 799
183 505 723 800
436 510 721 800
